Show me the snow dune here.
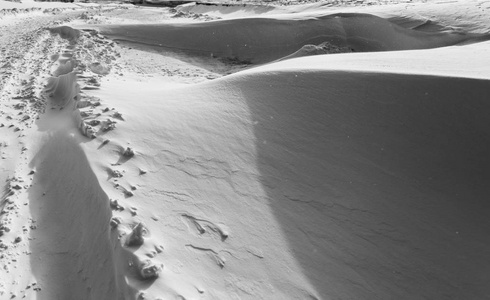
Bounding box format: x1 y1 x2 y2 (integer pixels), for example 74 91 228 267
85 46 490 298
2 1 490 299
86 13 489 64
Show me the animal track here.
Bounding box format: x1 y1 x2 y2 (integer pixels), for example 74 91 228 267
43 25 123 140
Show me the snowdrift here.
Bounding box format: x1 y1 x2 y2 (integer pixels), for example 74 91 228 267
91 61 490 298
85 13 489 63
47 26 80 43
3 2 490 299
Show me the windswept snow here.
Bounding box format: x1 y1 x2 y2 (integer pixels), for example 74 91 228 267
1 1 489 299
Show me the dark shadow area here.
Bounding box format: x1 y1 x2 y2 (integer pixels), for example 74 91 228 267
0 180 11 221
27 130 139 300
241 71 490 299
97 139 110 150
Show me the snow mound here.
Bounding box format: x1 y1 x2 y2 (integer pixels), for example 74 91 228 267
47 26 81 43
92 59 490 298
82 13 489 64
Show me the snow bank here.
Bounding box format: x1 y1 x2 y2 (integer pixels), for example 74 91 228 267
85 13 489 64
86 56 490 298
68 6 490 297
47 26 81 43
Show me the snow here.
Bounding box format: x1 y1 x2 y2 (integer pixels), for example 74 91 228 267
1 1 489 299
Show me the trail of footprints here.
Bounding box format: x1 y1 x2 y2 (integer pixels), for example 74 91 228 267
48 24 234 298
47 25 179 298
0 18 138 298
0 19 77 298
45 25 169 285
1 13 231 298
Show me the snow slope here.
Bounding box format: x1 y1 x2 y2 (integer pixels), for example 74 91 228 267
79 47 490 299
84 13 489 64
1 1 490 300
